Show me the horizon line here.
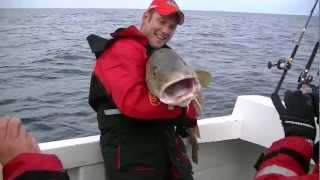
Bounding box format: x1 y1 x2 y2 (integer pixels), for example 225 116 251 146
0 7 311 16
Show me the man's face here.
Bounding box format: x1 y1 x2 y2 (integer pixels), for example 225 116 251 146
141 11 178 49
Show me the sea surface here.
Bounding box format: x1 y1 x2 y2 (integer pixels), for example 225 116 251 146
0 9 318 142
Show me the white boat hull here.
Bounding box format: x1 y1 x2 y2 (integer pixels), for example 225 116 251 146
3 95 317 180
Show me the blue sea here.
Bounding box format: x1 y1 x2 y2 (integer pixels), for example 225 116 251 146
0 9 318 142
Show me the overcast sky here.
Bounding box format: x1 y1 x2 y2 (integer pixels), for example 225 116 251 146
0 0 318 15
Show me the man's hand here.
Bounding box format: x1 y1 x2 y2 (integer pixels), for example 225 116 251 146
271 90 317 141
0 117 40 165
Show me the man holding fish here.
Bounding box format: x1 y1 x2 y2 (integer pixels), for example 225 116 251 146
87 0 211 179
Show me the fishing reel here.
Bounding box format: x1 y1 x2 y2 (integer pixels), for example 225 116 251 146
267 58 292 70
298 70 313 87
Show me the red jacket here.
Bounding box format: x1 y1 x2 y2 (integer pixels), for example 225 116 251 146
3 153 68 180
94 25 197 122
255 136 319 180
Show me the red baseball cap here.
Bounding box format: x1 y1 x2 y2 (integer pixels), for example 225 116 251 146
147 0 185 25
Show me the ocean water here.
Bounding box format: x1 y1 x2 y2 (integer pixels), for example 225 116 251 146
0 9 318 142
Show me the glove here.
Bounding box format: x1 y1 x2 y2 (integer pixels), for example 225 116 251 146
175 104 198 129
175 112 196 138
309 85 319 121
271 90 316 141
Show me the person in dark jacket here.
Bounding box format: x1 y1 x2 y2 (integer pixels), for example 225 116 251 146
88 0 198 179
254 88 319 180
0 117 69 180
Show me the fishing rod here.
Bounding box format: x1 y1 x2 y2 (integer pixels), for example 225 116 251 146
297 0 320 91
268 0 319 95
297 0 320 92
297 41 319 91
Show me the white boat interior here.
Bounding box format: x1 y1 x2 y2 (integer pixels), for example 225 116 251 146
1 95 318 180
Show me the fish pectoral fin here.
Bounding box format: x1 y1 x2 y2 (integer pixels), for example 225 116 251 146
195 70 212 88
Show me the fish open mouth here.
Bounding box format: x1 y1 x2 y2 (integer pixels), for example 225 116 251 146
160 78 200 106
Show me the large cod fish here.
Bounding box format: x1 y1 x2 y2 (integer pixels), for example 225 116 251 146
146 48 212 163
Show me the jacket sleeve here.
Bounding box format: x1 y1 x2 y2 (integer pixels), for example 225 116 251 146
254 136 317 180
94 39 197 121
3 153 69 180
